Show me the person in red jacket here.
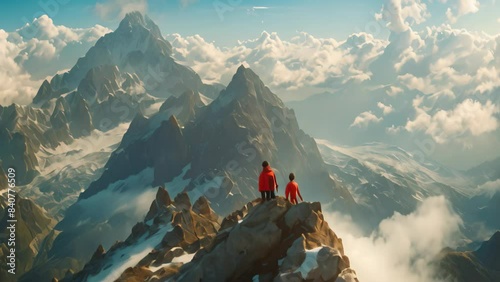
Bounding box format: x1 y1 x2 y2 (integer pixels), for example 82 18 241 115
285 173 303 204
259 161 278 201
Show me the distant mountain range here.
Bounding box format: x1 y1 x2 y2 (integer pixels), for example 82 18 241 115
316 140 499 236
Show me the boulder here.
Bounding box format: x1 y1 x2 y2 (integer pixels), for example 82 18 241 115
171 198 357 282
174 192 192 211
316 247 345 281
335 268 359 282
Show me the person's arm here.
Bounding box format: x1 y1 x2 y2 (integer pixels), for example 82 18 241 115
268 176 274 192
275 174 278 192
297 186 303 201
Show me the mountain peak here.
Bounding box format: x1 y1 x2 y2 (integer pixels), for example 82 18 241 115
117 11 163 39
210 65 283 112
236 64 247 73
122 11 146 24
234 64 257 79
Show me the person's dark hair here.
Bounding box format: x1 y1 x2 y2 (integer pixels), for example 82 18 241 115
289 173 295 181
262 161 269 167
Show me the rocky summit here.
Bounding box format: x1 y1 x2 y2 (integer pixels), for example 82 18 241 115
172 197 358 282
61 189 357 282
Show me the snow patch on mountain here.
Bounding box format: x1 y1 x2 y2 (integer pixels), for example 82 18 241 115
198 93 213 105
87 223 173 282
36 123 129 174
296 246 323 278
163 164 191 197
316 139 472 196
17 122 131 218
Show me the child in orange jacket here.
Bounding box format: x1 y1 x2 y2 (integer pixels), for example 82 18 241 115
285 173 303 204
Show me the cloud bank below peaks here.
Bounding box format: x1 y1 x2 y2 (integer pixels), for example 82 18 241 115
325 196 463 282
167 23 500 146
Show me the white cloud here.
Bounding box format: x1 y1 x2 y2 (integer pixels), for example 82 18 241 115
386 125 404 134
388 25 497 100
476 179 500 197
0 30 40 105
0 16 111 106
169 24 499 104
351 111 383 128
95 0 147 20
166 19 500 147
406 98 499 144
376 0 430 32
168 31 388 91
377 102 394 115
441 0 480 23
386 85 404 96
325 196 463 282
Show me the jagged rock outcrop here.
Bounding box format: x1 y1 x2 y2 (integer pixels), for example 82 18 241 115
45 98 73 145
0 104 48 185
436 231 500 282
64 195 357 282
145 186 173 221
172 197 357 282
33 80 55 106
158 89 211 123
63 187 220 282
67 94 94 138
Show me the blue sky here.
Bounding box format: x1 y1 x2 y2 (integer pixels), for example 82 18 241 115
1 0 499 46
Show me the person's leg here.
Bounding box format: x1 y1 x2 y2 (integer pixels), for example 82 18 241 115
291 197 297 204
270 190 276 199
266 191 271 200
261 191 266 202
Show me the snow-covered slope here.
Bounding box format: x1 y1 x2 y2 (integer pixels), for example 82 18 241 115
316 139 496 236
17 123 130 219
317 139 473 195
